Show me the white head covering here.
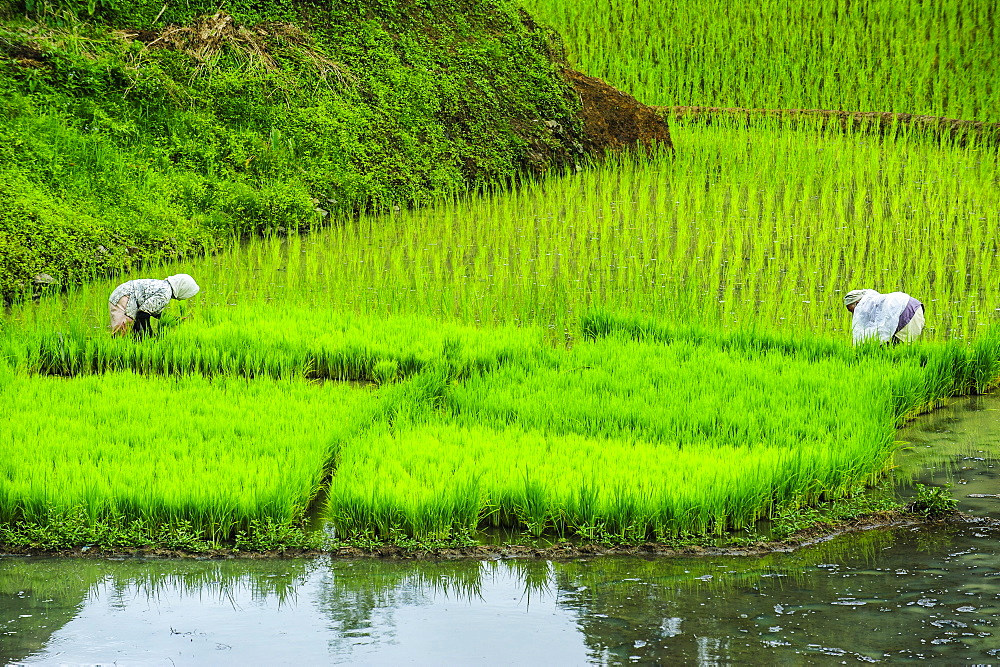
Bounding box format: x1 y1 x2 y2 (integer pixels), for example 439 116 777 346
843 289 873 306
165 274 200 300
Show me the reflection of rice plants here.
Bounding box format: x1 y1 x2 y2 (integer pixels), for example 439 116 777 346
0 372 376 541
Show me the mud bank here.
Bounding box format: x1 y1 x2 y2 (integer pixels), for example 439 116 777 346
4 511 984 562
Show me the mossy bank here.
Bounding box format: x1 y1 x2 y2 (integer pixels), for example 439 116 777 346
0 0 670 300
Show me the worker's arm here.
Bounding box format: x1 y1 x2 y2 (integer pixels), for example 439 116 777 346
110 295 133 335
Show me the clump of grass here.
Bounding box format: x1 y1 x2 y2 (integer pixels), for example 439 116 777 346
908 483 959 518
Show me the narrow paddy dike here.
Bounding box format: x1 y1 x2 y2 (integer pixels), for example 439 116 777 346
662 106 1000 147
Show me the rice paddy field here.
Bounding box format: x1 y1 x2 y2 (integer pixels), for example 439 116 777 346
2 0 999 548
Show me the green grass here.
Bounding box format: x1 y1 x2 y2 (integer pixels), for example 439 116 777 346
3 306 999 545
0 0 587 298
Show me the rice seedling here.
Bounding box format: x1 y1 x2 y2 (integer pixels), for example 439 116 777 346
323 318 1000 541
0 372 377 541
8 120 999 344
2 306 550 383
524 0 999 119
4 0 999 546
323 334 892 539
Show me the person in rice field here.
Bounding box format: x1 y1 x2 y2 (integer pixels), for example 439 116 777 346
844 289 924 345
109 274 200 338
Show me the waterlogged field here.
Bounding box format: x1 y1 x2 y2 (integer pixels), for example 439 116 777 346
2 1 1000 547
12 125 999 341
524 0 999 118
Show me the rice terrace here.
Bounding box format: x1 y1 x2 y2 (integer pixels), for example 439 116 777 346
2 0 1000 662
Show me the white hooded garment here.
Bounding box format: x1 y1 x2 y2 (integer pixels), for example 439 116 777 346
850 289 921 344
165 274 200 300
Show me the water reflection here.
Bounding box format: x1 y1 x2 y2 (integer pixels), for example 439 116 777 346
2 558 586 665
895 393 1000 515
556 525 999 663
3 522 998 664
3 395 1000 664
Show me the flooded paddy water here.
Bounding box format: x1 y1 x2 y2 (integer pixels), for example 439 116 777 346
3 394 998 665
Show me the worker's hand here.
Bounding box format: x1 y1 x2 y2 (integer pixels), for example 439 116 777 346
110 316 133 336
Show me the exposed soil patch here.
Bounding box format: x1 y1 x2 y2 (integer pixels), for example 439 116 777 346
0 36 48 66
566 68 673 155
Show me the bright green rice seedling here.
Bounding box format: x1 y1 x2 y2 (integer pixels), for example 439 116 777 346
9 307 549 382
325 321 1000 540
0 372 377 541
326 334 902 539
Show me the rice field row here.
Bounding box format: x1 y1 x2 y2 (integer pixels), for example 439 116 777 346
523 0 999 119
0 370 377 541
3 307 547 382
4 307 998 543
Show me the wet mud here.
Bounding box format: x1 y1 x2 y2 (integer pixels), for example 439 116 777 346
3 509 979 562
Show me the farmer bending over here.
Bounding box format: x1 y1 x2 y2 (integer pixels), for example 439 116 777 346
109 274 200 338
844 289 924 345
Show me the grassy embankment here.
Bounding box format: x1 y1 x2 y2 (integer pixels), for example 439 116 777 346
2 0 1000 551
0 0 588 300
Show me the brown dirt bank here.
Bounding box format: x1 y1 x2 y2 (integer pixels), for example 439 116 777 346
662 105 1000 146
566 68 672 156
3 510 986 561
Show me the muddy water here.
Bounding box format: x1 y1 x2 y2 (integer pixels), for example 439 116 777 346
2 396 999 665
